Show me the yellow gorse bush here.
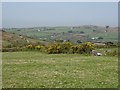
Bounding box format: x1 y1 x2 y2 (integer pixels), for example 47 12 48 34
25 42 94 54
82 42 94 50
26 44 33 49
70 45 83 54
82 42 94 54
35 45 41 50
46 43 62 54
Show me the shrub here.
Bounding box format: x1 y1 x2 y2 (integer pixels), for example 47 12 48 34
80 31 85 34
76 40 82 44
68 30 73 33
82 42 94 54
26 44 33 49
46 43 62 54
22 41 95 54
46 42 73 54
76 45 84 54
60 42 73 53
46 42 94 54
98 37 103 39
35 45 41 50
70 45 83 54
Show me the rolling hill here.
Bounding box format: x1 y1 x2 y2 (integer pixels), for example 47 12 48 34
3 25 118 44
1 30 48 49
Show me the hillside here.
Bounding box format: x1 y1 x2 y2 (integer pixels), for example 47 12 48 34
4 26 118 44
2 30 43 48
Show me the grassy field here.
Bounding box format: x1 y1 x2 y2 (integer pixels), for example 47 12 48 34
2 51 118 88
0 69 1 89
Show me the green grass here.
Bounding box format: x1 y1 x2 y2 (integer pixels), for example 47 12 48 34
96 47 118 52
2 51 118 88
0 52 2 89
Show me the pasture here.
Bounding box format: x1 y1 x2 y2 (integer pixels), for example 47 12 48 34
2 51 118 88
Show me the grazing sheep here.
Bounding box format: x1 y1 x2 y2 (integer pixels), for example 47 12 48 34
97 53 102 56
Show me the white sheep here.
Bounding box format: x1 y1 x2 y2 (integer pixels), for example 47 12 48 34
97 53 102 56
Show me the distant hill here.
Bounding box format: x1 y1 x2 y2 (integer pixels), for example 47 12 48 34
3 26 118 44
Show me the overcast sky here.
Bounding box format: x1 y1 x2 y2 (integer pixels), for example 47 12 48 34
2 2 118 28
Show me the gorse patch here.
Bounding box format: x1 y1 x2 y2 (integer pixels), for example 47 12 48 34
26 42 94 54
